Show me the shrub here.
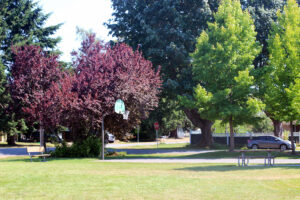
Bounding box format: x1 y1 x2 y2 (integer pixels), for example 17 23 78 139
283 131 290 141
51 137 102 157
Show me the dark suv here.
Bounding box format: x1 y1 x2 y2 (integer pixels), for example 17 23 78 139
247 136 291 151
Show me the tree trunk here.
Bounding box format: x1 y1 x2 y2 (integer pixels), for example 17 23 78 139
290 121 295 155
183 109 213 147
7 135 16 146
39 123 47 152
271 118 283 138
229 116 234 152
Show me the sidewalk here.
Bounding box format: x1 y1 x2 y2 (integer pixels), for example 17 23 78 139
101 158 300 165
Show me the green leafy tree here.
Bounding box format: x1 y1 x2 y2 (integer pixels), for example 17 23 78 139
290 79 300 115
190 0 262 151
246 0 297 137
106 0 292 146
107 0 218 145
264 0 300 153
0 0 61 65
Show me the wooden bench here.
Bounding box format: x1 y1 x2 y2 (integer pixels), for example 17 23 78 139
237 150 276 167
27 146 50 162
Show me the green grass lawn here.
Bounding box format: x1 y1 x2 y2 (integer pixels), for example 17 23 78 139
0 157 299 200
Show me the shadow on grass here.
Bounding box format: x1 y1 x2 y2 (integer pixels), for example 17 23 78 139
175 164 300 172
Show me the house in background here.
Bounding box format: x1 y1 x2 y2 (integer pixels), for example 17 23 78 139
282 122 300 132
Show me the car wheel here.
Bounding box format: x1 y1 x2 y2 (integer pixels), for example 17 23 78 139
252 144 258 150
280 144 287 151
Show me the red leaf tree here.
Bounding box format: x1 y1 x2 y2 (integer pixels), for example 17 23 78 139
10 45 65 146
69 33 162 140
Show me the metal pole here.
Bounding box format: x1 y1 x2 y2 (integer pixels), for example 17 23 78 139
156 130 158 148
101 116 105 160
40 127 44 147
137 126 140 143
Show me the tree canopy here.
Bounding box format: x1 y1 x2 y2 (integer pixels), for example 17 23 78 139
106 0 296 144
263 0 300 152
0 0 61 65
10 45 64 130
264 0 300 122
68 33 162 141
190 0 262 150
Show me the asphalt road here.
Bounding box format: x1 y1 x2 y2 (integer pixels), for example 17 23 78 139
0 146 207 156
107 148 218 155
0 147 55 157
1 146 300 166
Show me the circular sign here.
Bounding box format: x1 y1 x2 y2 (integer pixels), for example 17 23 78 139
154 122 159 130
114 99 125 114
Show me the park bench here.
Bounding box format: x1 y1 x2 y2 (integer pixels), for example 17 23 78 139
27 146 50 162
237 150 276 167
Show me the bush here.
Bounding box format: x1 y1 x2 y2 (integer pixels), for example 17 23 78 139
51 137 102 157
283 131 290 141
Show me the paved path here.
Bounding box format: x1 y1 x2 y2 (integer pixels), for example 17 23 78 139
107 148 218 155
102 158 300 166
0 147 55 157
106 141 189 148
0 146 215 157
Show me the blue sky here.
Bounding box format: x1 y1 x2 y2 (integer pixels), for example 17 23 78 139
37 0 114 62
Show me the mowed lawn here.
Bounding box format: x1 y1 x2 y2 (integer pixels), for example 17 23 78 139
0 157 299 200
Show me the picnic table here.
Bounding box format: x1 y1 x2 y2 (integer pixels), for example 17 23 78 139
235 149 283 167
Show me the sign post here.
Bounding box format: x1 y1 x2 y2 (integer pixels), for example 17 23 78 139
137 126 140 143
154 122 159 148
101 114 106 160
100 99 128 160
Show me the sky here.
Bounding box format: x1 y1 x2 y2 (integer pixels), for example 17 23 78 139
37 0 114 62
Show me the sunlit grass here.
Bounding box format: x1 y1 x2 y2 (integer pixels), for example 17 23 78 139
0 157 299 200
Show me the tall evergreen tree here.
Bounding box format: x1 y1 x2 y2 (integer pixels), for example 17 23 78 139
0 0 61 65
189 0 262 151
